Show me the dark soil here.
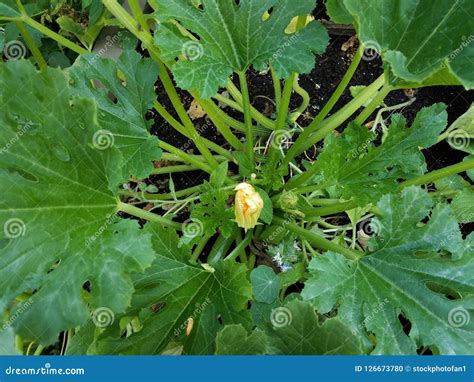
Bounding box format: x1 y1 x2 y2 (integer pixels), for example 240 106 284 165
147 0 473 235
149 35 473 183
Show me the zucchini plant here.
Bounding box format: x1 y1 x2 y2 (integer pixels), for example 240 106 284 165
0 0 473 355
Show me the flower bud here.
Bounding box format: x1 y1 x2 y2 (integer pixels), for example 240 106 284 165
234 183 264 230
278 191 299 210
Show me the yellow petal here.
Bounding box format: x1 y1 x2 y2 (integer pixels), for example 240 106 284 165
234 183 264 230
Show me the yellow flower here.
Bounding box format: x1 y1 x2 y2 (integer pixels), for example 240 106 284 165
234 183 264 230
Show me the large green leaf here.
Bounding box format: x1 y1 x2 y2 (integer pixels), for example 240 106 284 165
95 225 253 354
325 0 353 24
317 104 447 205
69 51 161 179
0 326 20 355
214 300 364 355
154 0 329 98
0 60 155 344
451 189 474 224
339 0 474 89
215 324 267 355
265 300 365 355
0 1 20 17
302 187 474 355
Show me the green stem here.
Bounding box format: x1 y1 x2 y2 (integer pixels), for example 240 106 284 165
151 165 199 175
280 75 386 177
190 235 212 264
208 229 239 265
117 201 182 229
120 185 202 200
214 93 245 112
26 342 34 356
161 152 227 164
153 101 233 161
128 0 149 33
15 21 47 70
158 63 219 168
265 73 296 178
197 98 244 150
15 335 23 354
33 345 44 356
290 76 310 123
271 66 282 112
22 16 88 54
281 46 365 168
238 71 255 164
354 83 393 125
275 73 296 132
247 254 256 269
235 231 248 264
273 217 362 261
226 81 276 130
211 103 247 132
401 158 474 188
285 163 320 190
301 201 357 217
225 230 253 261
311 198 348 206
293 181 334 195
103 0 149 47
211 95 272 133
159 140 213 173
120 185 202 201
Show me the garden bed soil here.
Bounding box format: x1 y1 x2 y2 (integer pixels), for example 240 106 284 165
149 34 473 188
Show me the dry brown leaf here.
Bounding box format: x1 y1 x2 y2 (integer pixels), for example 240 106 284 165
187 100 207 120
